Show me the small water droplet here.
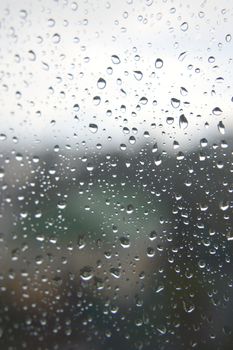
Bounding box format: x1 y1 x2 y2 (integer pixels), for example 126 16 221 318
225 34 232 43
110 267 121 279
57 201 67 210
183 301 195 313
111 55 121 64
155 58 163 68
126 204 134 214
218 121 225 135
212 107 222 116
80 266 93 281
28 50 36 61
219 201 229 211
133 70 143 80
52 33 61 44
179 114 188 129
171 98 180 108
178 51 187 61
180 22 189 31
119 237 130 248
89 123 98 133
97 78 106 89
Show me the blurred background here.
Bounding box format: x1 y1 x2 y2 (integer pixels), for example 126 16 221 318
0 0 233 349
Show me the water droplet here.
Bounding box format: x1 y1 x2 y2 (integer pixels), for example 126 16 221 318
57 201 67 210
198 260 206 268
97 78 106 89
48 18 55 27
111 55 121 64
178 51 187 61
19 9 28 19
80 266 93 281
166 117 174 125
212 107 222 116
110 267 121 279
179 114 188 129
73 103 80 112
93 96 101 105
219 201 229 211
133 70 143 80
0 134 7 141
52 33 61 44
146 247 155 257
171 98 180 108
225 34 232 42
126 204 134 213
183 301 195 313
129 136 136 144
149 230 157 241
89 123 98 133
119 237 130 248
155 58 163 68
0 169 5 179
200 138 208 147
28 50 36 61
86 164 94 172
218 121 225 134
208 56 215 63
180 22 189 31
180 86 188 96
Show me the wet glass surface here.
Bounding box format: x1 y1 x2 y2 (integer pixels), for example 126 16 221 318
0 1 233 349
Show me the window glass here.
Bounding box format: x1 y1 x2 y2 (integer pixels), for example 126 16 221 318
0 1 233 349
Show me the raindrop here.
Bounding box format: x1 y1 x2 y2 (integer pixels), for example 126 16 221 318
180 22 189 31
171 98 180 108
126 204 134 214
219 201 229 211
212 107 222 116
57 201 67 210
180 86 188 96
28 50 36 61
80 266 93 281
133 71 143 80
225 34 232 42
183 301 195 313
97 78 106 89
52 33 61 44
89 123 98 133
110 267 121 279
155 58 163 68
178 51 187 61
73 104 80 112
119 237 130 248
179 114 188 129
111 55 121 64
93 96 101 105
218 121 225 135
